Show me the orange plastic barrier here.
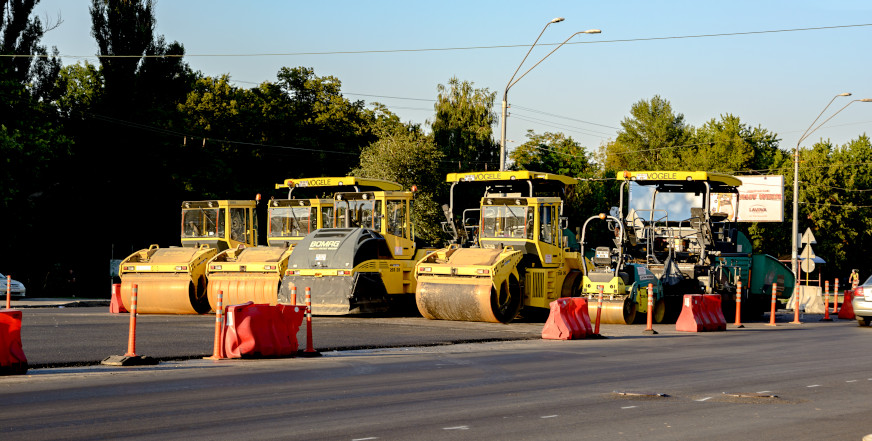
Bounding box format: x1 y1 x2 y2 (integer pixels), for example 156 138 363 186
704 294 727 331
542 298 593 340
109 283 127 314
0 310 28 375
839 290 855 320
222 302 306 358
676 295 704 332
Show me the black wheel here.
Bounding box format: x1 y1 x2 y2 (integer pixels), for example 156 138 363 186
858 316 871 327
191 277 211 314
653 299 667 324
492 276 522 323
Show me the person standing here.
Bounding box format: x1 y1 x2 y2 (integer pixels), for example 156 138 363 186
850 269 860 289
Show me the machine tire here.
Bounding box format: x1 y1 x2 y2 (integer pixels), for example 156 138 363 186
653 299 667 324
492 275 522 323
858 316 871 327
191 276 210 314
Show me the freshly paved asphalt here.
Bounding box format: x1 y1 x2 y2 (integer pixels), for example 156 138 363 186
10 297 846 369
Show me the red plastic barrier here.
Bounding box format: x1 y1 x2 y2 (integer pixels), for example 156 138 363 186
0 309 28 375
222 302 305 358
675 295 704 332
703 294 727 331
839 290 855 320
109 283 127 314
542 298 593 340
542 298 577 340
569 298 593 337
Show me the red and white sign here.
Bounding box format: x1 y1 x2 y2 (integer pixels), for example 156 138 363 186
712 175 784 222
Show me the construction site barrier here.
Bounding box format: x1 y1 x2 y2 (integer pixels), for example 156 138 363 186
542 298 593 340
839 290 855 320
109 283 127 313
0 309 27 375
788 286 827 314
704 294 727 331
222 302 305 359
675 295 726 333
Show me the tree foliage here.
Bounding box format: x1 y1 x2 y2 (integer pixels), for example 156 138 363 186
431 77 499 173
4 2 872 296
353 105 445 244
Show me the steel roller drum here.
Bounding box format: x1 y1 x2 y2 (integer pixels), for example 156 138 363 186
587 297 637 325
416 280 501 323
206 273 280 311
119 274 201 314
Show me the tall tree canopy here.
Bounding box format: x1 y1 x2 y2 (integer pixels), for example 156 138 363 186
353 105 445 244
600 95 691 171
431 77 499 173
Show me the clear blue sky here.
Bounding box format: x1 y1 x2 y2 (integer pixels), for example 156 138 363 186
35 0 872 166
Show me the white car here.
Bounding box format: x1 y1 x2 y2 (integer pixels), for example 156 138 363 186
0 273 26 297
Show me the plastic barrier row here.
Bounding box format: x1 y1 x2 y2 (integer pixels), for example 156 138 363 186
675 294 727 332
0 309 28 375
221 302 306 359
542 297 594 340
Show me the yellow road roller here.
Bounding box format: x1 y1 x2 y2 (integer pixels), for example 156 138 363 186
118 200 258 314
415 171 589 323
205 177 401 310
577 213 664 325
280 182 433 315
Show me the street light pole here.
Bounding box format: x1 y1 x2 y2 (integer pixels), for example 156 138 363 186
499 20 601 171
791 94 872 279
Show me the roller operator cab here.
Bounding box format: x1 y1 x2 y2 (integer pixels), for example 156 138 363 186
118 200 258 314
205 177 403 311
415 171 589 323
614 171 794 321
279 184 432 315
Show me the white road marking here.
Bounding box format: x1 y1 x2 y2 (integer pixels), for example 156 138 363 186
756 390 772 394
622 406 638 409
696 397 712 402
807 385 821 388
847 380 858 383
541 415 558 419
444 426 469 430
352 438 378 441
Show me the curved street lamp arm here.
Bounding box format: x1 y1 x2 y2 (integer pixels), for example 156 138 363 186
796 93 851 147
507 29 601 92
803 99 872 144
505 18 564 95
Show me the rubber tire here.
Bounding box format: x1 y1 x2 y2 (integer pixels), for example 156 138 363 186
492 276 522 323
858 316 871 327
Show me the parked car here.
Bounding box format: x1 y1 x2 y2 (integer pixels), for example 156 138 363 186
0 273 26 297
851 274 872 326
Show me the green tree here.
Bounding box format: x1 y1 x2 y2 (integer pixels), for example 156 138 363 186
600 95 691 171
1 0 71 295
274 66 376 177
689 114 780 173
353 105 445 244
431 77 499 173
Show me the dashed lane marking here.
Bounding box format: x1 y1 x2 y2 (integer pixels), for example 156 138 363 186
696 397 713 402
807 385 821 388
621 406 638 409
541 415 558 419
444 426 469 430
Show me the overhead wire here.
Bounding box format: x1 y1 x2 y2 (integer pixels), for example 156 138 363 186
9 23 869 59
